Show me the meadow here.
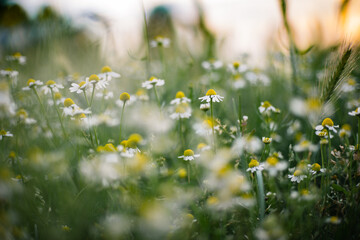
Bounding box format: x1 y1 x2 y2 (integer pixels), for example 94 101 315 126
0 2 359 240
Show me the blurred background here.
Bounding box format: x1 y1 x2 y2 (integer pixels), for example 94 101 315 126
1 0 359 67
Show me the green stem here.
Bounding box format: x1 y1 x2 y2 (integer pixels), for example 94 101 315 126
256 171 265 221
33 88 56 139
119 102 126 144
187 162 190 183
153 86 161 108
210 99 216 152
51 89 67 139
90 84 96 107
83 90 90 107
179 118 185 150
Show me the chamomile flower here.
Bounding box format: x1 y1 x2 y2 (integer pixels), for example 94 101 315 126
69 80 89 94
170 91 191 105
246 159 264 173
315 128 333 139
178 149 200 161
232 74 247 89
0 129 13 140
142 76 165 89
228 61 248 74
96 90 114 100
6 52 26 64
86 74 109 89
134 89 149 101
348 107 360 117
339 124 351 138
41 80 64 95
315 118 339 134
194 119 220 136
62 98 91 117
200 103 210 111
202 59 223 71
258 101 279 114
232 134 262 155
22 78 43 91
16 109 36 125
293 139 318 152
98 66 121 80
264 156 288 176
325 216 341 224
170 102 192 120
199 89 224 103
262 137 272 144
150 36 170 48
308 163 326 175
288 169 307 183
0 69 19 78
197 143 211 152
341 78 357 92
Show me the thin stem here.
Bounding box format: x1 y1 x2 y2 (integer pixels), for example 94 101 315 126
90 84 96 107
119 102 126 144
210 99 216 152
179 118 185 150
153 86 161 108
256 171 265 221
51 89 67 139
187 162 190 183
83 90 90 107
33 88 55 139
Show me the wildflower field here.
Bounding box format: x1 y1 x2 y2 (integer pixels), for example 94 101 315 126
0 1 360 240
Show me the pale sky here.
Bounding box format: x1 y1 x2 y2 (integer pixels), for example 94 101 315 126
15 0 360 65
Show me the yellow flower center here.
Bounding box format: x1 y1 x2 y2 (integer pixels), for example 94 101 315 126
301 189 309 195
233 61 240 68
206 89 217 96
27 79 35 86
262 137 271 144
104 143 116 152
330 216 339 223
318 129 328 137
0 130 7 135
17 109 28 118
178 168 187 178
101 66 112 73
64 98 75 107
128 133 142 144
184 149 194 157
136 89 145 96
262 101 271 108
96 146 105 152
46 80 56 86
197 143 207 150
175 103 189 114
89 74 99 82
203 119 214 128
342 124 351 131
120 92 130 102
293 170 302 176
266 156 278 166
13 52 22 57
248 159 259 168
9 151 16 158
300 140 310 147
207 196 219 205
54 92 62 100
311 163 321 172
120 140 128 147
306 98 321 110
78 113 86 119
175 91 185 98
79 81 86 87
347 79 356 86
149 76 157 81
322 118 334 127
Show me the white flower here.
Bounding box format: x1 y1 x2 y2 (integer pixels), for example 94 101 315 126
170 103 192 120
288 170 307 183
200 103 210 111
199 89 224 103
62 98 91 117
228 61 248 74
341 78 357 92
6 52 26 64
142 76 165 89
308 163 326 175
16 109 36 125
96 90 114 100
315 118 339 134
86 74 109 90
246 159 264 173
262 137 272 144
40 80 64 95
178 149 200 161
258 101 279 114
0 129 13 140
325 216 341 224
232 135 262 155
0 69 18 78
150 36 170 48
293 139 318 152
232 75 247 89
264 156 288 176
348 107 360 117
69 80 89 94
194 119 220 136
98 66 121 80
202 59 223 71
170 91 191 105
22 79 43 91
